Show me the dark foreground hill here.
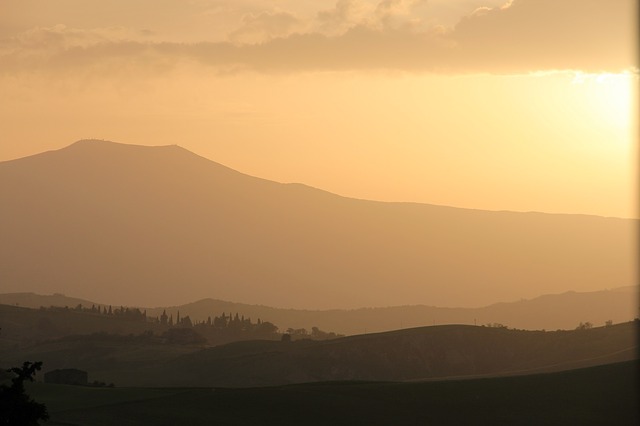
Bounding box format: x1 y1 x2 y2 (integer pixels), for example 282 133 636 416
0 140 636 309
27 361 640 426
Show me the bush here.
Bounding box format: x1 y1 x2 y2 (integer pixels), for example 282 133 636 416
0 361 49 425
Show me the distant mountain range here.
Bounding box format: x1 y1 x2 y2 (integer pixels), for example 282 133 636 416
0 140 636 309
1 286 637 334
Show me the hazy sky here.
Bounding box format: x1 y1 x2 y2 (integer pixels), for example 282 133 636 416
1 0 637 217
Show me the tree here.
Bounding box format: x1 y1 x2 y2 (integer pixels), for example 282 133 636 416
576 321 593 330
0 361 49 425
160 309 168 325
255 321 278 335
181 315 193 327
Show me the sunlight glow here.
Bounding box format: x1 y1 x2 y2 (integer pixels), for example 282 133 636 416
572 71 635 134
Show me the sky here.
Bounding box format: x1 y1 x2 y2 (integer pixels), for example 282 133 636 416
0 0 637 218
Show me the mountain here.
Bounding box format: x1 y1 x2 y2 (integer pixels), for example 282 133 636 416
146 286 639 333
0 140 636 309
0 293 97 310
1 286 637 335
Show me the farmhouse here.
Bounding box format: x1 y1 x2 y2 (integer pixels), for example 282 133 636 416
44 368 88 385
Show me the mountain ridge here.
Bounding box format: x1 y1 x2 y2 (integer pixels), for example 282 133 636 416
7 139 629 219
1 286 636 334
0 140 636 309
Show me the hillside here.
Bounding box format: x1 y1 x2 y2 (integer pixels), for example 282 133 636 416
26 361 640 426
2 313 636 387
0 303 282 350
2 286 637 335
0 140 636 309
147 321 639 387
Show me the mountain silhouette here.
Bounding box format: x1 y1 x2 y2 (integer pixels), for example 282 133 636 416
2 287 636 334
0 140 636 309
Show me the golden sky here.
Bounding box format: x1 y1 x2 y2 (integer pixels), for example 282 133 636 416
1 0 637 218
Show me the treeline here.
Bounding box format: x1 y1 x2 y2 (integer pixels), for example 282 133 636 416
35 304 342 344
42 304 147 321
39 304 277 333
285 326 343 340
36 304 280 344
159 310 278 335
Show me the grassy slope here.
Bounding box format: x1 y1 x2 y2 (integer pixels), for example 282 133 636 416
3 321 637 388
27 360 639 426
0 334 198 387
150 321 639 387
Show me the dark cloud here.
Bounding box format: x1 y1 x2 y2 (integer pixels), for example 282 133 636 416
0 0 635 75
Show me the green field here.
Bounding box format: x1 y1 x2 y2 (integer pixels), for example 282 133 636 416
26 360 639 426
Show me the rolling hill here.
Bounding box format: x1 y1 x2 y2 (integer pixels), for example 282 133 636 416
0 140 636 309
141 321 639 387
1 286 637 334
1 312 636 387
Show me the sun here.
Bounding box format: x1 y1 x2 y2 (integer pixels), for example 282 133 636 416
574 71 636 133
596 73 635 131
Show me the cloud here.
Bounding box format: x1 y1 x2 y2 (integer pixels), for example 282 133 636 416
374 0 428 29
0 26 448 76
450 0 637 73
228 11 303 44
0 0 635 76
314 0 429 34
0 25 160 75
7 24 146 49
316 0 366 35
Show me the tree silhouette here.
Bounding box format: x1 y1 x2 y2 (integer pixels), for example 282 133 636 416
576 321 593 330
0 361 49 425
